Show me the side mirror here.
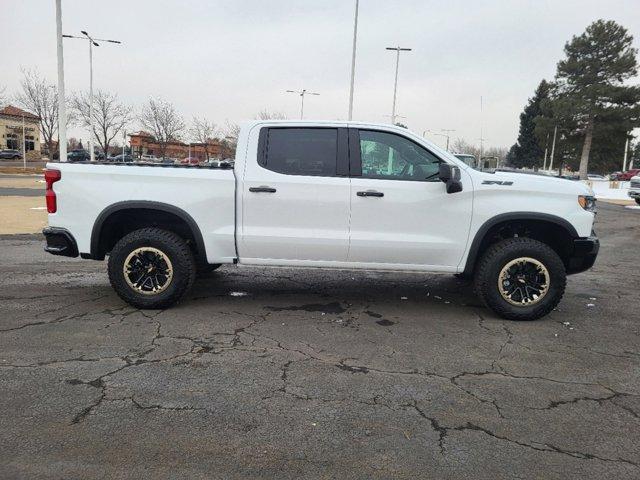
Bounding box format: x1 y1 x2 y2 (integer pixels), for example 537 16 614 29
439 163 463 194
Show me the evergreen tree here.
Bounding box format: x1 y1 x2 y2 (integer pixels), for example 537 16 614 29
550 20 640 179
507 80 550 168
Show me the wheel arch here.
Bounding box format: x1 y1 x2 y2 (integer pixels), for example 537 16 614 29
90 201 207 262
462 212 579 276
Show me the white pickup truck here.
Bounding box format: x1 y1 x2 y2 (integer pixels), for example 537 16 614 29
43 121 599 320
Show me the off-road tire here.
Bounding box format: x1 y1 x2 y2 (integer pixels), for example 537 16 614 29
474 237 566 321
108 227 196 309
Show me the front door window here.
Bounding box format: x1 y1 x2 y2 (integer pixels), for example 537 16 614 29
359 130 441 181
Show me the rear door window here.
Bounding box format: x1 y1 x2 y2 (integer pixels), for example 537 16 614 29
262 128 338 177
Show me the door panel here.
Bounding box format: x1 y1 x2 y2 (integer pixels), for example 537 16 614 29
240 126 351 262
348 129 473 269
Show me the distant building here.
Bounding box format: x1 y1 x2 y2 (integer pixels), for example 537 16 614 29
128 131 222 160
0 105 41 160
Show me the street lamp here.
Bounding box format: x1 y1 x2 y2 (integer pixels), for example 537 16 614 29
286 89 320 119
63 30 121 162
347 0 359 121
55 0 67 162
423 129 455 151
385 46 412 125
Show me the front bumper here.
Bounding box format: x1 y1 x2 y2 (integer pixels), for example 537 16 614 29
566 235 599 274
43 227 79 257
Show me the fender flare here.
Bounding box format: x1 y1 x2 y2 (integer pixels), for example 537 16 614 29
90 200 207 260
462 212 579 276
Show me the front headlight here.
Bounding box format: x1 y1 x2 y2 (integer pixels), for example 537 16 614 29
578 195 597 212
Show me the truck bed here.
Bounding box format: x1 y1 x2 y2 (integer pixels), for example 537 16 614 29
46 162 237 263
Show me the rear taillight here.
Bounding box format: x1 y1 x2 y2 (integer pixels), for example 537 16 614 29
45 169 61 213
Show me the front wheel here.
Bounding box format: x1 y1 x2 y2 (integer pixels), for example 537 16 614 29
108 227 196 309
474 238 566 321
635 198 640 206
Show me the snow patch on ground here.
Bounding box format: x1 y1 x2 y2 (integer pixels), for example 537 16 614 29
586 180 632 201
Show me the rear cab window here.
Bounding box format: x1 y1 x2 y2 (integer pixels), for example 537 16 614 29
260 128 340 177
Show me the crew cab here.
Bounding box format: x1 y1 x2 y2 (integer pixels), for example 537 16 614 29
43 121 599 321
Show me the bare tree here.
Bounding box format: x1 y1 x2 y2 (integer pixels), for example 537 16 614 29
218 120 241 159
139 97 185 159
451 138 480 158
15 68 62 157
190 117 217 159
255 109 287 120
72 90 132 157
0 85 6 107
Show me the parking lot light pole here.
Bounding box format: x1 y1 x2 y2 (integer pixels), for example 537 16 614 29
549 125 558 172
22 114 26 169
424 129 455 151
286 89 320 119
55 0 67 162
62 31 121 162
385 46 412 125
347 0 359 121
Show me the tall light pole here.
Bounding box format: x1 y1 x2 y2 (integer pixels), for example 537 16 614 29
549 124 558 171
63 31 121 162
479 95 484 169
347 0 359 121
22 114 26 169
55 0 67 162
385 46 412 125
423 129 455 151
622 135 629 171
286 89 320 119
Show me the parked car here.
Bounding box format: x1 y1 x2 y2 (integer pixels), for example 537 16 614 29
612 169 640 181
66 149 90 162
42 120 599 321
587 174 606 181
0 149 22 160
109 154 133 163
181 156 201 165
140 154 161 163
628 175 640 205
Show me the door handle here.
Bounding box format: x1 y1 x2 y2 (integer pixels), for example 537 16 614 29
357 190 384 197
249 186 277 193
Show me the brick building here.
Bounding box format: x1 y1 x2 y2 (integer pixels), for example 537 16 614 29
0 105 41 160
129 131 222 160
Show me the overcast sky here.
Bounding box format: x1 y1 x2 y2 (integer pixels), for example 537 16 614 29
3 0 640 149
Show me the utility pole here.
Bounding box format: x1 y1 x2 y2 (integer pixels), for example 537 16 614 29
63 31 121 162
347 0 359 121
286 89 320 119
549 124 558 171
385 46 412 124
55 0 67 162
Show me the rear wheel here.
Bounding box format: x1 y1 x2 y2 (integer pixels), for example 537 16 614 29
108 227 196 309
474 237 566 321
635 198 640 206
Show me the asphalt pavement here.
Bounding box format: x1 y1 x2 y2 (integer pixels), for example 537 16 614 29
1 203 638 479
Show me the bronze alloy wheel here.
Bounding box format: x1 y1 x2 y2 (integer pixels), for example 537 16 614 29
497 257 550 306
123 247 174 295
